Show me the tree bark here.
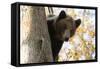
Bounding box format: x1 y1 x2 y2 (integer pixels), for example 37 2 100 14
20 6 53 64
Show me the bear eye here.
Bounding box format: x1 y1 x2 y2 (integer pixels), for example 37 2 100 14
63 24 67 29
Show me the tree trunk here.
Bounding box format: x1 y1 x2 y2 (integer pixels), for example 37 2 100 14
20 6 53 64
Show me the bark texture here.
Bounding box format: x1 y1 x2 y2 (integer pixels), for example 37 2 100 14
20 6 53 64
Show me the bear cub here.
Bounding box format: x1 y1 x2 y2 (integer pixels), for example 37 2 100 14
47 10 81 61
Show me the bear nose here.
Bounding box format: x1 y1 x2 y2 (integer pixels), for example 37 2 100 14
65 38 69 41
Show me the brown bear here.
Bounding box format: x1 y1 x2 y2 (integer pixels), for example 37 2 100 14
47 10 81 61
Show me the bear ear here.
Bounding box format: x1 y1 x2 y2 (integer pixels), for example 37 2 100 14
75 19 81 28
57 10 66 20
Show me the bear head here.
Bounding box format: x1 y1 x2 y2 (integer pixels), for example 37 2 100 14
53 10 81 41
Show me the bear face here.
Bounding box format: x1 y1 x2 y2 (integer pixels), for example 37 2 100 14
47 10 81 61
53 10 81 41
